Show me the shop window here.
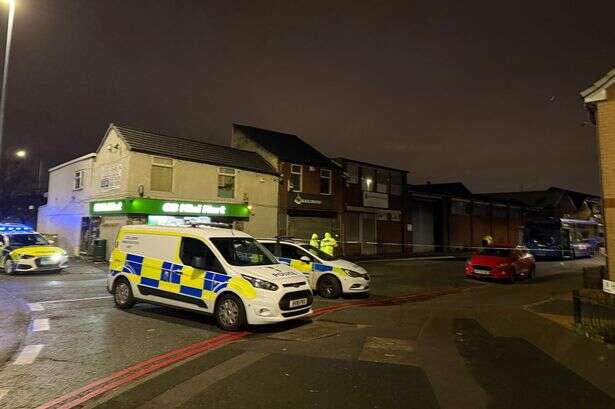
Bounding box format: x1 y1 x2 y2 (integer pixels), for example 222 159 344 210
390 172 402 196
73 170 85 190
218 167 235 198
290 164 302 192
320 169 332 195
361 167 375 192
346 163 358 184
376 170 389 194
151 157 173 192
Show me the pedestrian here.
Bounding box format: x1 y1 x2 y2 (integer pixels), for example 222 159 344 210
481 235 494 248
320 232 338 256
310 233 320 249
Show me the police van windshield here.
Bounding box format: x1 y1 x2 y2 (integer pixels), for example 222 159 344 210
300 245 339 261
7 233 49 248
211 238 278 266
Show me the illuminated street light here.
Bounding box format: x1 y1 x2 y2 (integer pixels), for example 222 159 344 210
14 149 26 158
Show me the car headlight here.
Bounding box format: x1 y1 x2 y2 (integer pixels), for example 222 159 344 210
342 268 367 278
241 274 279 291
20 254 34 259
50 253 63 263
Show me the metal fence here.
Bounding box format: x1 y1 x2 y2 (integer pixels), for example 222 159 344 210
572 290 615 343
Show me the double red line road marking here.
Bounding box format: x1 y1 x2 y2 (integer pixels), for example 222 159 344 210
36 285 475 409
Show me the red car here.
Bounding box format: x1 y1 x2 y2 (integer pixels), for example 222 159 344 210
465 245 536 283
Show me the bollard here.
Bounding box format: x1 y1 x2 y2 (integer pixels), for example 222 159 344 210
572 290 582 324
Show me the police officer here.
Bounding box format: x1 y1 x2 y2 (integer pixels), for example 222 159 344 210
310 233 320 249
481 235 494 248
320 232 338 256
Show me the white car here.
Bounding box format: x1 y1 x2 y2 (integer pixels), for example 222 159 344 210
259 238 370 299
107 224 313 331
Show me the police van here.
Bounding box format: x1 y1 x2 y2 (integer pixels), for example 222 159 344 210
258 238 370 299
0 224 69 274
107 224 313 331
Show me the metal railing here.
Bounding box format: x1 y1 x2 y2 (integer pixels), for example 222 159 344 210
572 290 615 343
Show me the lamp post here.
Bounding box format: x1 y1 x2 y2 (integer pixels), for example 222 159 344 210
0 0 16 170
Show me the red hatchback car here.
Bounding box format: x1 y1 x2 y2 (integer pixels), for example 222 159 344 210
465 245 536 283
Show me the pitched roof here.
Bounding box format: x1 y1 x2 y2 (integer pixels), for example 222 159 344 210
333 157 408 174
486 187 599 209
233 124 340 168
110 124 277 175
408 182 472 197
581 68 615 103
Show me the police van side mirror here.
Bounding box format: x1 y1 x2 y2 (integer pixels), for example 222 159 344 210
191 256 207 270
300 256 311 264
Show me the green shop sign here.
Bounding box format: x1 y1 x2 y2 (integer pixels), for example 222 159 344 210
90 198 250 219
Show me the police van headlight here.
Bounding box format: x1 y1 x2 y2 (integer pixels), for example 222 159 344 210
343 268 366 278
241 274 279 291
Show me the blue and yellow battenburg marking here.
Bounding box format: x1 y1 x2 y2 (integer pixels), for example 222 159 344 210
278 257 346 278
110 253 231 301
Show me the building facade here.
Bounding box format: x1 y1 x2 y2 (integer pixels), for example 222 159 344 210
334 158 409 256
231 124 344 240
38 124 280 256
582 68 615 278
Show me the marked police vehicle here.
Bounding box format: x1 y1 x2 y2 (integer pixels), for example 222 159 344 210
258 238 370 299
107 224 313 331
0 224 69 274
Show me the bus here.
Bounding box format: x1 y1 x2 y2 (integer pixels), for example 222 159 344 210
523 218 602 259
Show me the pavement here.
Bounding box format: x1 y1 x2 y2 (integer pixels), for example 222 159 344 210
0 256 613 408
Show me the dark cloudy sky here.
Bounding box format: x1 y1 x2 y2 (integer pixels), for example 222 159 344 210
1 0 614 194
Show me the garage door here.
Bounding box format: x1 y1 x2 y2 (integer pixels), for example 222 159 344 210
412 201 434 253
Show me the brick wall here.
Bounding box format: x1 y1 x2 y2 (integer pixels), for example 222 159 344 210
596 85 615 278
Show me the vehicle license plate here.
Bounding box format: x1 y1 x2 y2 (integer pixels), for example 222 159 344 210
290 298 308 308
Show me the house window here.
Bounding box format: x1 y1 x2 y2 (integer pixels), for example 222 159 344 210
361 167 375 192
218 167 236 198
376 170 389 194
320 169 332 195
390 172 402 196
73 170 85 190
346 163 358 184
151 157 174 192
289 164 302 192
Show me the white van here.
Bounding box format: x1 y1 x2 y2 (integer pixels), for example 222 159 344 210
259 238 370 299
107 224 313 331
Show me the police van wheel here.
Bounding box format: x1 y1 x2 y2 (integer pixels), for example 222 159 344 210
317 275 341 299
113 279 135 309
215 294 246 331
4 259 16 275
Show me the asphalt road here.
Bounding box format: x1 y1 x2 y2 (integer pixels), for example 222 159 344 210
0 256 612 409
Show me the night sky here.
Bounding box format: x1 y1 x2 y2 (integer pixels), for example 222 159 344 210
1 0 614 195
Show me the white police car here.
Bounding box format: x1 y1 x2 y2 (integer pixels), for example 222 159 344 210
0 224 69 274
259 238 370 299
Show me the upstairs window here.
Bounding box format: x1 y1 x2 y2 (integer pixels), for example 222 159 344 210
376 170 389 194
320 169 332 195
218 167 236 198
289 164 302 192
346 163 358 184
390 172 402 196
150 157 174 192
361 167 375 192
73 170 85 190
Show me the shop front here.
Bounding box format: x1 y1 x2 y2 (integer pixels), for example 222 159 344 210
284 192 341 240
86 198 250 257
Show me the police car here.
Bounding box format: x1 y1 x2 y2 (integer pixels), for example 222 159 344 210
107 224 313 331
258 238 370 299
0 224 69 274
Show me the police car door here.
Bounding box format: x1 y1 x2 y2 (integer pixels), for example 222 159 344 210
279 244 316 287
0 235 7 264
178 237 227 313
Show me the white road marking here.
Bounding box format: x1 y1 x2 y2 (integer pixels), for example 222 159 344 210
13 345 44 365
138 352 269 409
38 295 112 304
32 318 50 332
27 303 44 312
0 388 9 400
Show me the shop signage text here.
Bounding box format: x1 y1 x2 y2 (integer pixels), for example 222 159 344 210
363 191 388 209
90 198 249 219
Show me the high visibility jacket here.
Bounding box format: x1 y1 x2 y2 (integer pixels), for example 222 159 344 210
320 233 337 256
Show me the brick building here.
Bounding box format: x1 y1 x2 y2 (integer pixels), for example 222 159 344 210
231 124 343 239
582 68 615 278
334 158 409 256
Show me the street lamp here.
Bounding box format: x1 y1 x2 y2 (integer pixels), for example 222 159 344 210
0 0 16 169
14 148 26 158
